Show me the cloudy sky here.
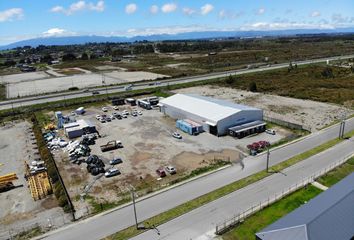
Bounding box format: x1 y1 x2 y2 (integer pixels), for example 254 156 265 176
0 0 353 45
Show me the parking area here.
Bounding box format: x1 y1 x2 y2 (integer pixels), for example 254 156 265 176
50 100 290 212
0 121 68 238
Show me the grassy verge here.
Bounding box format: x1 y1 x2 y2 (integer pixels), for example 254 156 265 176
105 133 351 240
222 186 323 240
14 226 44 240
316 157 354 187
0 84 5 100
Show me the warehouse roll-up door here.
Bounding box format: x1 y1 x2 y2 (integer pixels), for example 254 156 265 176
209 125 218 136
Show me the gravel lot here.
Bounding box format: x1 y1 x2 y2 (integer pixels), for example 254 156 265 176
51 102 288 213
0 121 69 238
0 71 50 84
6 71 168 98
175 86 354 131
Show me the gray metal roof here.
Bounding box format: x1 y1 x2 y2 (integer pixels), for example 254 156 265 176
160 94 260 123
256 172 354 240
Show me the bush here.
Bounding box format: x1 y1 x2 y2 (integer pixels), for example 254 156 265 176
249 81 258 92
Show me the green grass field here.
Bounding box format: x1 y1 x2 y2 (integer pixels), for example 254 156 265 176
222 186 322 240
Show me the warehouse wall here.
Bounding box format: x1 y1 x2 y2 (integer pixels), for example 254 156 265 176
218 109 263 135
161 104 216 127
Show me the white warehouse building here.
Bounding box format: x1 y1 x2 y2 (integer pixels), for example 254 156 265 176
160 94 264 136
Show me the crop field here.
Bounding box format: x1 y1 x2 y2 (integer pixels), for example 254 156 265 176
217 65 354 108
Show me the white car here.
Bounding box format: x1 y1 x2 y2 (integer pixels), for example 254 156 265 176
113 106 119 110
172 132 182 139
265 129 276 135
105 168 120 177
122 110 129 115
102 107 108 112
137 111 142 115
95 115 101 120
165 165 176 174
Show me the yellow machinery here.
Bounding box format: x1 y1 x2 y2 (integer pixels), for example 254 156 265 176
0 173 18 192
25 162 52 201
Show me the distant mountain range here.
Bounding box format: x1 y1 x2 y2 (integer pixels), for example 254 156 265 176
1 28 354 50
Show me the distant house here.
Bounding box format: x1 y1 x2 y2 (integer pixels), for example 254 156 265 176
256 173 354 240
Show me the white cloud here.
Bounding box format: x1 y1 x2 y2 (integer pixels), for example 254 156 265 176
0 8 24 22
311 11 321 17
161 3 177 13
257 8 265 15
218 9 242 20
50 0 105 15
125 3 137 14
150 5 159 14
42 28 77 37
201 4 214 15
88 0 105 12
183 7 196 16
240 21 335 31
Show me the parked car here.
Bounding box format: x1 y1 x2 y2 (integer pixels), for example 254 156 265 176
106 116 112 122
137 111 142 115
156 168 166 178
109 158 123 165
105 168 120 177
122 110 129 115
113 106 119 110
99 118 106 123
95 115 101 120
165 165 176 174
102 107 108 112
172 132 182 139
131 111 138 117
265 129 276 135
92 91 100 95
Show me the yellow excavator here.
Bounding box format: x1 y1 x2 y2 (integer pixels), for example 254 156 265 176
0 173 18 192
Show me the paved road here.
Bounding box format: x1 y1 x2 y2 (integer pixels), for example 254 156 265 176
1 54 354 111
37 118 354 240
132 137 354 240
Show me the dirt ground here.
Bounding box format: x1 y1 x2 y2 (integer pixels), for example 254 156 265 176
0 121 69 239
50 101 290 215
175 86 354 131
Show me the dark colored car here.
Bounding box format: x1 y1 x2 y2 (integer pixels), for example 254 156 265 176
156 168 166 178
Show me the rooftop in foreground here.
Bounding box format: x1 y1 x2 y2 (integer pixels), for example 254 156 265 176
256 172 354 240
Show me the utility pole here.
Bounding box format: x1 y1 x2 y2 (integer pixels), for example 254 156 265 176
266 147 270 173
129 186 139 230
339 115 346 139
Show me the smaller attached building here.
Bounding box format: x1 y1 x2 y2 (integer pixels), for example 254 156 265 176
160 94 263 136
